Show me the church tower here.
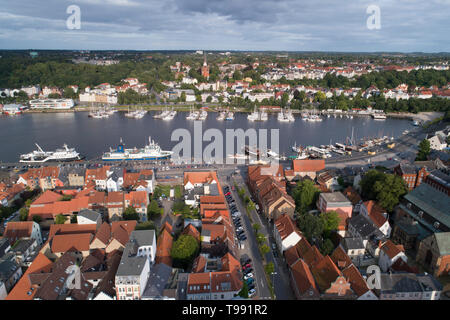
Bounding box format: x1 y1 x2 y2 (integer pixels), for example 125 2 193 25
201 53 210 79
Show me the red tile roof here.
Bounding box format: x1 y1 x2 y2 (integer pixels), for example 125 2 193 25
192 255 207 273
275 214 301 241
342 264 370 297
184 171 222 193
293 159 325 173
363 201 387 228
49 223 98 238
380 240 405 260
5 253 53 300
291 259 319 295
155 229 173 266
311 255 342 292
51 233 93 253
4 221 34 243
330 246 353 270
182 224 201 241
32 190 62 205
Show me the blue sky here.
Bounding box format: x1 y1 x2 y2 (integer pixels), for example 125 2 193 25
0 0 449 52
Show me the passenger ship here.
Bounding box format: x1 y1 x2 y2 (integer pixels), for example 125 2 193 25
102 137 173 161
20 143 82 163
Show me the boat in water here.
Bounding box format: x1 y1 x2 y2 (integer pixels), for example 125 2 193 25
225 111 234 121
248 108 268 121
187 108 199 120
278 108 295 122
163 109 177 120
102 137 173 161
125 107 147 119
20 143 82 163
89 106 111 118
153 108 170 119
198 109 208 121
372 114 387 120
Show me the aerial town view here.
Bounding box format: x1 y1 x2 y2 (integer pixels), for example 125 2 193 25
0 0 449 312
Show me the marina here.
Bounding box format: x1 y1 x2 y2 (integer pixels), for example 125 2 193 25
0 111 415 163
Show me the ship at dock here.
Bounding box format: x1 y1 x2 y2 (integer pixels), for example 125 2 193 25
20 143 82 163
101 137 173 161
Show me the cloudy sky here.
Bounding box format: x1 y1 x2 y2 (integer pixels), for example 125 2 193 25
0 0 449 52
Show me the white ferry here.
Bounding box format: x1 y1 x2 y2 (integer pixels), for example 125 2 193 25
102 137 173 161
20 143 82 163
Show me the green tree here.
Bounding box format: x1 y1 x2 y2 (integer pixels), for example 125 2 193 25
233 71 243 81
315 91 326 102
238 282 249 298
320 210 340 237
256 233 266 245
247 200 256 212
63 87 77 99
206 96 212 103
360 169 386 200
48 93 61 99
55 214 67 224
123 206 140 221
416 139 431 161
59 194 73 201
136 221 156 231
25 199 33 208
292 179 320 213
264 262 275 276
296 212 324 242
180 91 186 102
281 92 289 107
252 223 261 232
260 244 270 256
32 215 42 223
320 238 335 256
171 235 199 269
373 174 408 212
360 170 408 212
147 200 161 220
19 207 29 221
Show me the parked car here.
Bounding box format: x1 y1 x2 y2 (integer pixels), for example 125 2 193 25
244 263 252 269
239 235 247 241
236 227 244 232
248 289 256 297
244 273 253 280
248 283 255 290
